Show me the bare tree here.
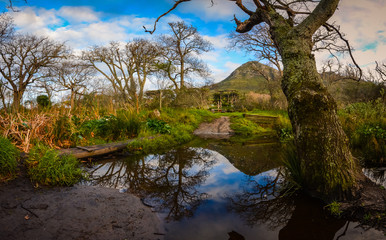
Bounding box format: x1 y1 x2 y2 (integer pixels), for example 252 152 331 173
229 24 282 74
83 39 160 112
158 21 212 90
128 38 161 112
0 34 66 111
149 0 364 200
51 56 96 112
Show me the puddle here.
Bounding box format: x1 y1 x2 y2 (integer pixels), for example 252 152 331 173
81 141 385 240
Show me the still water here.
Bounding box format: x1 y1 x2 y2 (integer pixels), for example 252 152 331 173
82 140 385 240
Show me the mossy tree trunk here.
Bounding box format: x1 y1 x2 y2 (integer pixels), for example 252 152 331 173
231 0 362 200
277 32 360 199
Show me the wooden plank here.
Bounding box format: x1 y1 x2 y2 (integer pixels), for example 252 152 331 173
59 140 133 159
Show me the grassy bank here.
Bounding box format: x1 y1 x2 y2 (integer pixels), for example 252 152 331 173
127 109 217 154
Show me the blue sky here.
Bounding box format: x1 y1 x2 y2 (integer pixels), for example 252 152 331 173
3 0 386 84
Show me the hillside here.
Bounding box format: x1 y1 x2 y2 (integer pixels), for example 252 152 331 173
211 61 279 93
212 61 381 106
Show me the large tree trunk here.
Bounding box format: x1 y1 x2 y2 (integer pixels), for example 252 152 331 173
279 35 362 200
11 90 23 112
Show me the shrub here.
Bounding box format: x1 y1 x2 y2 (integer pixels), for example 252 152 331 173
26 144 83 186
146 119 171 134
339 99 386 166
36 95 51 108
0 137 19 179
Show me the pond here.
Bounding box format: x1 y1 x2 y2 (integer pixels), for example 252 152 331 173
81 139 385 240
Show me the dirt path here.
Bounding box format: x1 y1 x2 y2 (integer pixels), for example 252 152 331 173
0 170 163 240
193 116 234 139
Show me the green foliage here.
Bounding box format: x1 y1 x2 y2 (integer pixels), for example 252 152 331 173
36 95 51 108
230 117 268 136
325 201 342 217
58 110 142 145
26 144 83 186
339 99 386 166
274 115 293 141
0 137 19 179
53 115 74 142
146 119 171 134
128 109 215 154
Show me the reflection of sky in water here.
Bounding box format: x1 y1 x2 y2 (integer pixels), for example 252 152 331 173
83 147 385 240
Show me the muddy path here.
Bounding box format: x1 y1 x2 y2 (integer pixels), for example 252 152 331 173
0 169 163 240
193 116 234 139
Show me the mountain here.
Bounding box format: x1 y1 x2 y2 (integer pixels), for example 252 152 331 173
211 61 381 106
211 61 279 93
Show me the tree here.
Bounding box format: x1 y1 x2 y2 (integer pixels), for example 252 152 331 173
158 21 212 90
83 39 160 112
0 34 66 111
52 56 96 112
229 24 282 74
150 0 362 200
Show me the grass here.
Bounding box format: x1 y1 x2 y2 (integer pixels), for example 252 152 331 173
339 99 386 166
26 144 84 186
0 137 19 180
127 108 216 154
281 143 304 191
325 201 342 217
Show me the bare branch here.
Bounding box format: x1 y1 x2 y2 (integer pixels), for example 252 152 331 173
324 23 362 81
143 0 191 34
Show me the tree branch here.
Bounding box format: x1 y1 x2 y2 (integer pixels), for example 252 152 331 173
324 23 362 81
143 0 191 34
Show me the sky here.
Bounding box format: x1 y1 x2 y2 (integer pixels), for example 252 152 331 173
2 0 386 84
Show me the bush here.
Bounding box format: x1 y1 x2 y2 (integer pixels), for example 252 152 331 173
146 119 171 134
36 95 51 108
339 99 386 166
0 137 19 179
26 144 83 186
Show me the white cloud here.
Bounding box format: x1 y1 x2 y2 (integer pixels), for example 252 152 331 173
210 61 241 83
58 6 100 23
203 34 228 49
11 7 61 34
328 0 386 67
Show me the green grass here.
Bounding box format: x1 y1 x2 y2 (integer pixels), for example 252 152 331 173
0 137 19 180
127 108 216 154
26 144 84 186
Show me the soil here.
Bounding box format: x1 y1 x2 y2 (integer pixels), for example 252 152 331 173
340 178 386 232
193 116 234 139
0 168 164 240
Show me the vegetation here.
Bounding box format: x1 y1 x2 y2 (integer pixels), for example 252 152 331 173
128 109 216 154
26 144 83 186
339 99 386 166
325 201 343 217
0 136 19 180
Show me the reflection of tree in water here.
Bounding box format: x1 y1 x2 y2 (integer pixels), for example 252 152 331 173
228 169 347 239
88 147 215 221
227 168 293 230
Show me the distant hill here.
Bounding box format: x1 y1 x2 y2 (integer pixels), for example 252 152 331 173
211 61 279 93
212 61 381 106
